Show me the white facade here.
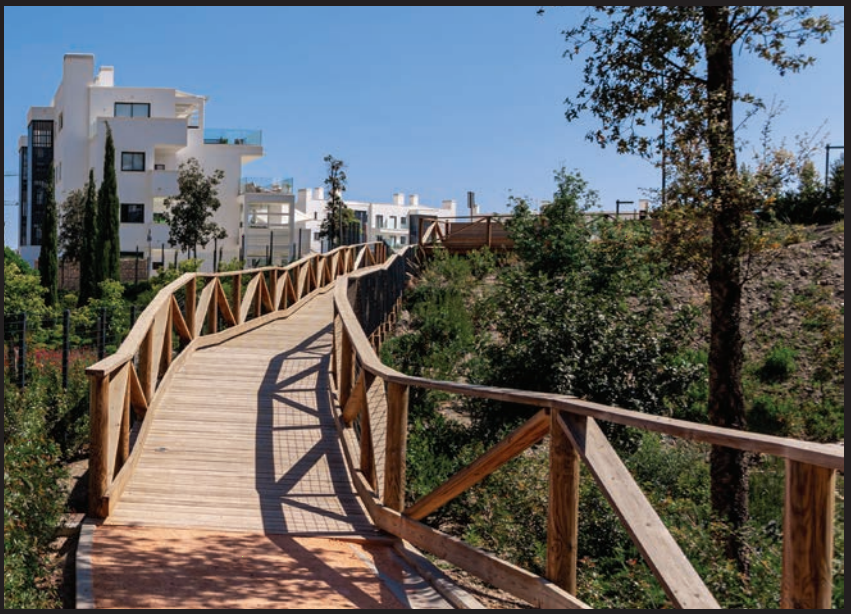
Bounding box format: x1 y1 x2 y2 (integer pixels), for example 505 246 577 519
18 53 277 272
294 188 457 255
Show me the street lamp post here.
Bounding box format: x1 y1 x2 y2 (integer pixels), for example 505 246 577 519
146 227 152 277
825 144 844 192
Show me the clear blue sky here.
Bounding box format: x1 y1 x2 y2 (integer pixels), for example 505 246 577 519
4 6 844 249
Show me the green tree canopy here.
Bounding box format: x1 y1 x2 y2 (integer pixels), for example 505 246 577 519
38 165 58 307
163 157 227 256
97 123 121 282
318 155 355 248
78 169 99 306
58 188 86 263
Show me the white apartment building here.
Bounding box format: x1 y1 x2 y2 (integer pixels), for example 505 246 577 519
18 53 459 272
18 53 291 272
293 188 457 256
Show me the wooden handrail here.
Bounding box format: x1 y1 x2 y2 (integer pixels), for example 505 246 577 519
332 245 843 610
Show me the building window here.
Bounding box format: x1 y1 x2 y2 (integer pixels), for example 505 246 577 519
313 232 321 241
401 217 408 228
121 151 145 172
115 102 151 118
120 203 145 224
400 236 407 246
376 214 384 229
390 216 397 229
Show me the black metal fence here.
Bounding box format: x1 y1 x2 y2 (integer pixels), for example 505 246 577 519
4 307 137 390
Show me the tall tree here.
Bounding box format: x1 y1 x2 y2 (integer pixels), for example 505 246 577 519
58 188 86 264
98 122 121 282
549 6 840 568
78 169 99 306
318 155 354 248
162 157 227 257
38 165 59 307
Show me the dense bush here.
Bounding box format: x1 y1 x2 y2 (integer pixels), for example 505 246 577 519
4 374 67 609
381 168 843 608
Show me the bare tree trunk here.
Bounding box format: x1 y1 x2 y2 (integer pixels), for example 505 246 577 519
703 6 750 573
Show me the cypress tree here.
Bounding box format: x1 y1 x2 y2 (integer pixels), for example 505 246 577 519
78 168 98 306
98 122 121 282
38 164 59 307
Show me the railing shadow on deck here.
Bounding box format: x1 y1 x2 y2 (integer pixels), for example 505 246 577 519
332 246 844 610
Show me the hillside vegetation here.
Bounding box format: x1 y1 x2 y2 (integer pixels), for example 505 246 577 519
380 173 844 608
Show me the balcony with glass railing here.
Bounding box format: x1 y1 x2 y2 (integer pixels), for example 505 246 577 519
203 128 262 146
240 176 293 195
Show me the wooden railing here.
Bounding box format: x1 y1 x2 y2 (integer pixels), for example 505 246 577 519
418 215 514 254
333 246 844 610
85 242 389 519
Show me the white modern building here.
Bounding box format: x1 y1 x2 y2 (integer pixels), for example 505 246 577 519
18 53 460 272
17 53 290 272
292 188 457 256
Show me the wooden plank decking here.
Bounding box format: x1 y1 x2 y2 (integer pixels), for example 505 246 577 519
84 290 469 609
106 291 379 537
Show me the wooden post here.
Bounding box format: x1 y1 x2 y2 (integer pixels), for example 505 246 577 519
547 409 580 595
384 381 410 512
255 275 263 318
332 304 338 382
185 277 196 337
160 301 174 378
270 269 278 309
232 273 242 323
486 216 493 248
781 461 836 609
208 280 219 335
117 379 132 474
88 373 110 518
138 328 154 402
340 331 354 409
360 396 377 491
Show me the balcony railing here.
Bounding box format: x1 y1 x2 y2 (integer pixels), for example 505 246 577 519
203 129 262 146
240 176 293 195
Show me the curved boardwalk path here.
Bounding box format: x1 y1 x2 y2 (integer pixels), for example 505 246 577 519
85 291 459 609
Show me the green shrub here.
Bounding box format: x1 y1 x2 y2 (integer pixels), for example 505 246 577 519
757 344 798 384
4 376 66 609
749 393 799 437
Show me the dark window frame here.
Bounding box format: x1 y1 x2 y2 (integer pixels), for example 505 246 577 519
114 102 151 118
120 203 145 224
121 151 145 172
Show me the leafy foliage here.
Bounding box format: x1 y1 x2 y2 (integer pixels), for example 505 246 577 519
772 159 844 225
98 122 121 282
58 187 86 263
163 157 227 255
318 155 356 247
4 374 67 609
4 246 34 274
551 6 841 558
79 169 99 305
38 165 59 307
757 343 798 384
4 260 48 320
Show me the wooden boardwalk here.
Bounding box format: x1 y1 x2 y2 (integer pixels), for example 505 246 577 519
85 291 461 609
